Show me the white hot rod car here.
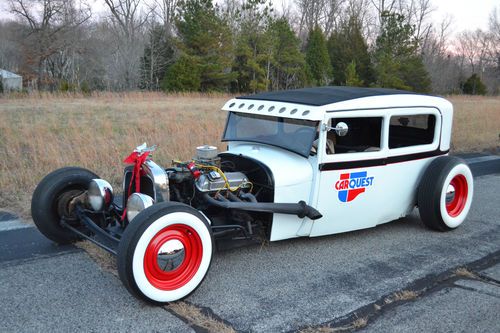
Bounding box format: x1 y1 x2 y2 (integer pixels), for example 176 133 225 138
31 87 474 303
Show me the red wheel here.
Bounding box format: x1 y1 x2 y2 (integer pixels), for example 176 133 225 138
445 174 468 218
418 156 474 231
118 203 214 303
143 224 203 291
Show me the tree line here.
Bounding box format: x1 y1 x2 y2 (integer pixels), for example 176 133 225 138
0 0 498 95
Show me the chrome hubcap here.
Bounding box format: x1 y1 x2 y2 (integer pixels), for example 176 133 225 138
157 239 185 272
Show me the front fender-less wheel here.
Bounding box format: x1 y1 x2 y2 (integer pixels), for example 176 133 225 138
31 167 99 244
117 202 214 303
418 156 474 231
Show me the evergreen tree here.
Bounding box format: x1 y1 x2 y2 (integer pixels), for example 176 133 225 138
231 0 273 93
233 34 270 92
328 17 374 86
345 61 364 87
162 54 201 92
176 0 236 91
305 26 332 86
462 74 487 95
140 25 176 91
400 56 432 93
374 54 410 90
373 11 431 93
266 18 308 90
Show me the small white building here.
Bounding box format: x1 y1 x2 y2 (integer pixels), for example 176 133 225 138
0 69 22 91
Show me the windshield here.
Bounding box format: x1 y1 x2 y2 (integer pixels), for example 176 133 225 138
222 112 319 157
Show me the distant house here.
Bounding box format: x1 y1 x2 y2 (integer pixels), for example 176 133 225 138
0 69 22 91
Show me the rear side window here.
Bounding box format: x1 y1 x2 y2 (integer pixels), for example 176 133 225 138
328 117 383 154
389 114 436 148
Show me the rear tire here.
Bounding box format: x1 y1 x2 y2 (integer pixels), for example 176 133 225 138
31 167 98 244
418 156 473 231
117 202 214 304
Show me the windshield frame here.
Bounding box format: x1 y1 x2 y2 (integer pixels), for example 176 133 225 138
222 112 319 157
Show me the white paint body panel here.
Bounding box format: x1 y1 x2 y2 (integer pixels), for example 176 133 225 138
222 93 454 241
225 143 312 241
310 158 436 237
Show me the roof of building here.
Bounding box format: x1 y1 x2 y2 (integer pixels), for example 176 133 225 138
0 69 22 79
237 86 419 106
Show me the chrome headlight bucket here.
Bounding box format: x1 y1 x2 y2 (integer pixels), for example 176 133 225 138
88 179 114 211
127 193 154 222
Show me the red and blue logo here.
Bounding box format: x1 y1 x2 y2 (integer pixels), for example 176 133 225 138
335 171 374 202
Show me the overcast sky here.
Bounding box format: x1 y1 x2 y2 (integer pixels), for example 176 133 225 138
431 0 497 31
0 0 497 33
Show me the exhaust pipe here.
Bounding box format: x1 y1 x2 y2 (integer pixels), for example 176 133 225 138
202 193 322 220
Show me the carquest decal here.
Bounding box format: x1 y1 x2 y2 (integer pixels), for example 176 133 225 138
335 171 374 202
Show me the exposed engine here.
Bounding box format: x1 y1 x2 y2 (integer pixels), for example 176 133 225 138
194 145 221 167
77 141 314 250
190 145 252 194
195 171 250 193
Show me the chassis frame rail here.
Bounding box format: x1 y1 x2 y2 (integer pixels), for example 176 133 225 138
60 205 120 255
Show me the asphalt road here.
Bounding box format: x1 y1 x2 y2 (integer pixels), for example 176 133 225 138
0 155 499 332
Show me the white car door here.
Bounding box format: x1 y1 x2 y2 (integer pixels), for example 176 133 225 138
308 108 442 237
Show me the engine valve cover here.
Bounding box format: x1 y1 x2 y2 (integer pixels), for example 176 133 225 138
196 172 250 192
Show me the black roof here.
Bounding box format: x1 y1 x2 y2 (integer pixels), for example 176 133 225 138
237 86 418 106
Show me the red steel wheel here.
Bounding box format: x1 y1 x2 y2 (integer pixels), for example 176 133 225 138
143 224 203 291
118 202 214 303
418 156 474 231
445 174 468 218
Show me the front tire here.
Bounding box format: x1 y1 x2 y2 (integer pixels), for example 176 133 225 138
418 156 474 231
31 167 98 244
117 202 214 303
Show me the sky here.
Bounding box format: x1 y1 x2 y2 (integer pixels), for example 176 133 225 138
0 0 497 33
430 0 497 31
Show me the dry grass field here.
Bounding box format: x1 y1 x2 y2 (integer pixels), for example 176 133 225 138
0 92 498 218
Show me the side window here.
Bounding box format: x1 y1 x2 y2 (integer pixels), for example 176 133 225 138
389 114 435 148
327 117 383 154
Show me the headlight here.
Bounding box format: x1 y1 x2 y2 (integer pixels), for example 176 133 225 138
88 179 114 211
127 193 154 222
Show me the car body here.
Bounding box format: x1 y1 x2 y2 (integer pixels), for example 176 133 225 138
31 86 474 303
221 86 453 240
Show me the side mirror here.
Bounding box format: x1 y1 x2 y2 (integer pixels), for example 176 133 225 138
334 122 349 136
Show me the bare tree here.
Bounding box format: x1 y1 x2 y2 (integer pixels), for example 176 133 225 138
456 30 490 75
296 0 345 37
489 6 500 40
103 0 150 89
0 21 24 72
103 0 149 39
403 0 434 43
488 6 500 69
8 0 91 89
369 0 398 22
344 0 377 41
150 0 178 35
421 15 462 93
488 7 500 94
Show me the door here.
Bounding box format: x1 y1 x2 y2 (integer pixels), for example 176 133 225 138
309 108 442 237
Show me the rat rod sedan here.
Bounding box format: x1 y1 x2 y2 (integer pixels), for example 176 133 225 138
31 87 473 303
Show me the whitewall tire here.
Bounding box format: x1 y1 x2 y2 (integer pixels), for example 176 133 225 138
418 156 473 231
118 202 214 303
